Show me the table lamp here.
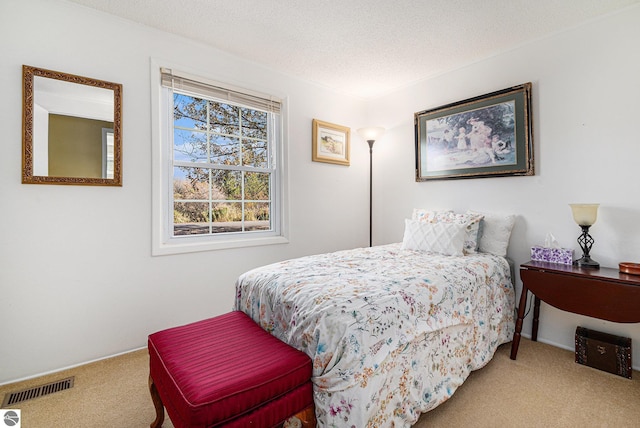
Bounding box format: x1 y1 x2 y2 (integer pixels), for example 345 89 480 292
569 203 600 268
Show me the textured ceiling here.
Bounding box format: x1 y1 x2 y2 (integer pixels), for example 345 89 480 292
66 0 639 98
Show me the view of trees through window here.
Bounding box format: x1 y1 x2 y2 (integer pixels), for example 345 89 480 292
172 93 272 236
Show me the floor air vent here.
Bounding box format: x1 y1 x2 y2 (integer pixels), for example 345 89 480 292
2 376 75 406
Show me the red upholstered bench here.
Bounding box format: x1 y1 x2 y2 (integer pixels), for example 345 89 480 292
148 311 315 428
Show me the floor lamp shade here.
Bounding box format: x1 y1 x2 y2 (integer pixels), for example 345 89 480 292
357 127 386 142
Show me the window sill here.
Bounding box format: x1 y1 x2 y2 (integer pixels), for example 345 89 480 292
152 234 289 256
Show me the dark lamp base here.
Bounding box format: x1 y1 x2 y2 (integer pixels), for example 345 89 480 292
574 256 600 269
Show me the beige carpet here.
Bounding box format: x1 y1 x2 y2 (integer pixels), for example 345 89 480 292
1 339 639 427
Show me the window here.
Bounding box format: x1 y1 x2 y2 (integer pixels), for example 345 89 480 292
102 129 114 179
152 65 288 255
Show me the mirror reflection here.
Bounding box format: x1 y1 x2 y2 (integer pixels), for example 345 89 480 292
22 65 122 186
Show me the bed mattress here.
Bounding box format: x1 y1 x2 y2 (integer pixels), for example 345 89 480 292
235 243 515 427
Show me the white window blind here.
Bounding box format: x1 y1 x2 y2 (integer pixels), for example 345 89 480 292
160 68 282 114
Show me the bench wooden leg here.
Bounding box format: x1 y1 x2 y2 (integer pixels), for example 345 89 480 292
149 375 165 428
283 404 316 428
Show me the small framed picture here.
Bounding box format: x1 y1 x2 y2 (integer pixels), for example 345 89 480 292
312 119 350 166
415 83 534 180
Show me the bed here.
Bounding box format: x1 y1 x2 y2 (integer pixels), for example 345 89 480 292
234 210 516 427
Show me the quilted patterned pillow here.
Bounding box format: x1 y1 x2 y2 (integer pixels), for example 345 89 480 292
401 219 467 256
411 208 453 223
412 210 483 254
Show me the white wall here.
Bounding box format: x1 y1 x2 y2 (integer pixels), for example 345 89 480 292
2 0 639 384
0 0 367 384
367 6 640 364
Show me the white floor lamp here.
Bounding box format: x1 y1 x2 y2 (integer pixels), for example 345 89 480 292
357 127 385 247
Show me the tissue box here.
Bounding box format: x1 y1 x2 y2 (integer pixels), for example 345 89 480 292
530 246 574 265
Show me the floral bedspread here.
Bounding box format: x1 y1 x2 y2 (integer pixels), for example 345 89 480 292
234 244 515 427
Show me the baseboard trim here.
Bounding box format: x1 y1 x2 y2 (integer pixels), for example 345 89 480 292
0 346 147 387
523 334 640 372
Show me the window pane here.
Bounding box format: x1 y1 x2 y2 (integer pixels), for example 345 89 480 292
242 139 268 168
241 108 267 139
174 129 208 162
211 169 241 200
244 172 270 200
173 168 209 200
209 102 239 135
245 202 270 231
210 135 240 166
173 201 210 236
211 202 242 233
174 94 207 130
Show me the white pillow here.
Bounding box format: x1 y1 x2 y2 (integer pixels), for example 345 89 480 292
467 210 516 257
412 209 483 254
401 219 466 256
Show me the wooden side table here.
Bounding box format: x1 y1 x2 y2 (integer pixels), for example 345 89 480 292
510 260 640 360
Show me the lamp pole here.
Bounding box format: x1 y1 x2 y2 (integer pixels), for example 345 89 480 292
357 127 385 248
368 139 375 247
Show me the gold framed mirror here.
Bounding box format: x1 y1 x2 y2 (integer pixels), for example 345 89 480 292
22 65 122 186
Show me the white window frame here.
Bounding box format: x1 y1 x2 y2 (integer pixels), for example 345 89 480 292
151 59 289 256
